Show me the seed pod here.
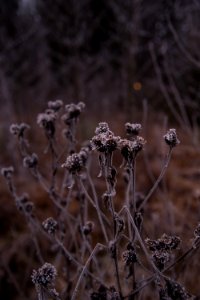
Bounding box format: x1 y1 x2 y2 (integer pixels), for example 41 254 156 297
42 217 58 236
164 129 180 148
48 100 63 111
82 221 94 236
1 166 14 179
125 123 142 137
10 123 30 137
23 153 38 168
31 263 57 287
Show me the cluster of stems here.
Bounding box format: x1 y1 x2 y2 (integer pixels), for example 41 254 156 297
2 102 199 300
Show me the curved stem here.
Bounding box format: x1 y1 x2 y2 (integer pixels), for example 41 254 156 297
120 206 164 278
78 175 109 243
71 243 107 300
139 147 173 211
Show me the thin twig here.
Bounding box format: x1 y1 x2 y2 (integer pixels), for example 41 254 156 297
139 147 173 211
71 243 107 300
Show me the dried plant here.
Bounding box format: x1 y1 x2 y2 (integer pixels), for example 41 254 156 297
2 101 200 300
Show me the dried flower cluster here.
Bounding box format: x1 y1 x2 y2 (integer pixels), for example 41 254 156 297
145 234 181 252
122 243 137 266
146 234 181 270
82 221 94 236
23 153 38 168
164 128 180 148
15 193 34 215
152 250 170 270
31 262 57 287
37 109 58 139
164 279 190 300
3 101 198 300
42 217 58 236
125 122 142 137
61 147 90 174
1 166 14 179
119 136 146 162
48 100 63 112
62 102 85 125
91 123 120 154
10 123 30 137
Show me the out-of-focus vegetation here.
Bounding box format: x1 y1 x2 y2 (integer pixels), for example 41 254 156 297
1 0 200 121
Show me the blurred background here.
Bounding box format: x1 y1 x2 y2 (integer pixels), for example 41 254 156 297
1 0 200 122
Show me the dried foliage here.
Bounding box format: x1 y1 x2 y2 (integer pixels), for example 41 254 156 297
1 101 200 300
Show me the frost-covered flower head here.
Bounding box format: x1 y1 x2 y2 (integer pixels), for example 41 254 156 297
91 122 120 154
37 109 57 138
31 263 57 287
23 153 38 168
1 166 14 179
62 147 90 174
48 99 63 112
164 129 180 148
125 123 142 137
42 217 58 236
62 102 85 125
119 136 146 162
10 123 30 138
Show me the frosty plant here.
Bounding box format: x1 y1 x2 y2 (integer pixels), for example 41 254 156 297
2 101 200 300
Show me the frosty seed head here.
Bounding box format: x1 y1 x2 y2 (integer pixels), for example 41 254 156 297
1 166 14 179
37 109 57 138
48 99 63 111
23 153 38 168
91 132 120 153
165 279 190 299
62 102 85 125
164 129 180 148
16 193 34 214
125 123 142 136
95 122 110 134
62 147 89 174
37 110 57 126
122 249 137 266
62 153 83 173
10 123 30 137
79 147 90 164
82 221 94 235
119 136 146 162
31 263 57 287
145 234 181 252
152 250 170 271
42 217 58 235
91 122 120 153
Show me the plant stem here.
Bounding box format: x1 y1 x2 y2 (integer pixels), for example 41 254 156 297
139 147 173 211
71 243 107 300
78 175 109 243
